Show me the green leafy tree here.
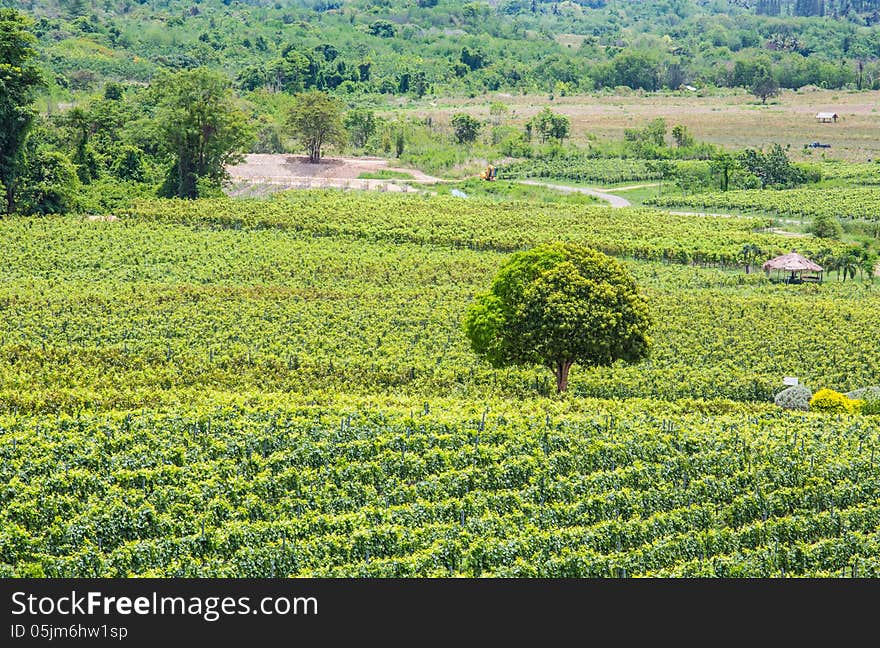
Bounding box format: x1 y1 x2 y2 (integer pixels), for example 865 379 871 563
751 65 780 103
0 9 44 213
529 108 570 144
671 124 694 148
606 50 661 91
367 20 396 38
155 68 252 199
738 144 804 188
394 130 405 158
810 213 842 239
624 118 666 150
548 113 570 143
344 109 377 149
463 242 652 394
63 106 101 184
19 150 79 215
451 113 481 144
288 90 346 163
489 102 509 126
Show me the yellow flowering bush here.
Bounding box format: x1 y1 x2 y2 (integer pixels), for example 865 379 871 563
809 388 862 414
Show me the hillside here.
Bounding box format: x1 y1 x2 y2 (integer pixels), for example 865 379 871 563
11 0 880 102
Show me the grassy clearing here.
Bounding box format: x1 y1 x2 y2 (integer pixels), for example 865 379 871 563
357 170 415 180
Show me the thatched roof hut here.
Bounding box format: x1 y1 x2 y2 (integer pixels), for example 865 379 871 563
762 252 823 283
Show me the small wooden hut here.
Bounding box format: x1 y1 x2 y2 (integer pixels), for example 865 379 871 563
762 252 824 284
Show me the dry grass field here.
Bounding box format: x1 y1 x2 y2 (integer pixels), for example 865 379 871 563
405 88 880 162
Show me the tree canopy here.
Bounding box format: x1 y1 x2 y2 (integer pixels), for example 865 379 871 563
0 9 43 213
155 68 252 199
463 242 652 393
288 90 346 163
451 113 481 144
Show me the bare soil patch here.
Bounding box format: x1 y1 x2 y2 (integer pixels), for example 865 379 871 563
226 154 441 197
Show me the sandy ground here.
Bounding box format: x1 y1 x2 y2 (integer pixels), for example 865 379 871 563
226 154 441 197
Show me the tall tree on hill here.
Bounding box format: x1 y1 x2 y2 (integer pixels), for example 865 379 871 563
0 9 44 213
155 68 252 199
288 90 346 163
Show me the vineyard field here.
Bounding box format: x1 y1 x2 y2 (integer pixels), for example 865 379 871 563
1 190 878 578
647 187 880 223
3 403 879 577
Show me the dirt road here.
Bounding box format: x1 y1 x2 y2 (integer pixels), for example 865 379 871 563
516 180 632 208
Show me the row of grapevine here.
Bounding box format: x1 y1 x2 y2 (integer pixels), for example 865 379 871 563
2 405 877 577
647 187 880 222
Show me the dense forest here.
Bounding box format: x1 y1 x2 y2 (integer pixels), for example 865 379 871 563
5 0 880 100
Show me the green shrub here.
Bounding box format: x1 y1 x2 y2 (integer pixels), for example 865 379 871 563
846 386 880 402
809 388 860 413
810 213 842 240
774 385 812 411
861 400 880 415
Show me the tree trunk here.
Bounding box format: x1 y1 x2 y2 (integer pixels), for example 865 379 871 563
555 360 573 394
5 181 13 215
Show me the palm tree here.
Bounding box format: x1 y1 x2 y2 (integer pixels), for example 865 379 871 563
739 243 764 274
836 252 859 282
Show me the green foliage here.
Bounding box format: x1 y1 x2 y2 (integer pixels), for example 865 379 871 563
809 388 860 414
344 109 377 149
861 400 880 415
811 213 842 240
0 187 878 578
367 19 396 38
736 144 804 189
154 68 252 199
671 124 695 148
647 187 880 224
847 387 880 402
18 149 79 215
528 108 570 144
288 90 346 163
112 145 145 182
0 9 44 213
14 0 880 103
357 170 413 180
3 403 880 577
773 385 812 411
750 65 780 103
463 243 651 392
625 118 667 149
450 113 481 145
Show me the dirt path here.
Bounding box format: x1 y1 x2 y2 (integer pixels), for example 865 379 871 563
516 180 632 208
226 154 442 196
765 227 809 238
602 183 660 193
